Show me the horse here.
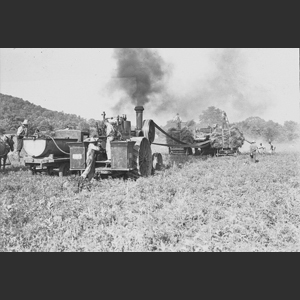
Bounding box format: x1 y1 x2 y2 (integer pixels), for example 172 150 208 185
0 135 14 171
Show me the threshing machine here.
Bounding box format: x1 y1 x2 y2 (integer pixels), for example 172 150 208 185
162 111 243 157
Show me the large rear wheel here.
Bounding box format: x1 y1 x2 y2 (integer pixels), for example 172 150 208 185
129 137 152 178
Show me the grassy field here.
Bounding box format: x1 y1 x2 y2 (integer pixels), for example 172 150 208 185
1 150 299 252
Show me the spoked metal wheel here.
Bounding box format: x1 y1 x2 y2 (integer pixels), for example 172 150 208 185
130 137 152 178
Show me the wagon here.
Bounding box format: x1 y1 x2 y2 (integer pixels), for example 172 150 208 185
23 130 89 176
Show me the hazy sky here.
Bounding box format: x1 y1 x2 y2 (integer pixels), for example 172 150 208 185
0 48 299 126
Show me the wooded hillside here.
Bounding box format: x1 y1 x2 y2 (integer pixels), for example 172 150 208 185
0 94 99 135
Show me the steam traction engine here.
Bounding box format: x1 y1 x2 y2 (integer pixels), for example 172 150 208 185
69 106 161 179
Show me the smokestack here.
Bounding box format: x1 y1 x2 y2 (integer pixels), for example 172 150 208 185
135 106 144 131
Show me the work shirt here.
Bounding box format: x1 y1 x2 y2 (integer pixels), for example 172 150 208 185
106 123 115 137
17 125 28 139
173 115 182 123
87 143 100 158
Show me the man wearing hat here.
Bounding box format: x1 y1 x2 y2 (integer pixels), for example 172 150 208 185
16 119 29 161
258 143 265 154
81 136 101 181
269 141 276 154
173 113 182 130
249 140 258 163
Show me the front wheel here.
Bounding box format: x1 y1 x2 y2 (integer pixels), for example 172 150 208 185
129 137 152 178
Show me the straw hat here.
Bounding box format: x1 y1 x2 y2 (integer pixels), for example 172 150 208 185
106 118 117 125
84 137 98 143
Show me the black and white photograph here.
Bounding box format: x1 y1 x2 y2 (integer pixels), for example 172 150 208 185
0 48 299 252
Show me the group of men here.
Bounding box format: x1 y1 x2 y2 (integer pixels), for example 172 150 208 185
249 140 276 163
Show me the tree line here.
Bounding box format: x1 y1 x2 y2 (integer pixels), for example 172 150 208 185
162 106 300 143
1 94 299 143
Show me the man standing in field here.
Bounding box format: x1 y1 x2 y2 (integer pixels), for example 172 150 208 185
16 119 29 161
81 137 101 181
269 141 276 154
173 113 182 130
258 143 265 154
249 140 258 163
222 111 230 129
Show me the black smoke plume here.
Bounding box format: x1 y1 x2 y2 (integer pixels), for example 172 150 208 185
111 48 169 108
109 48 272 124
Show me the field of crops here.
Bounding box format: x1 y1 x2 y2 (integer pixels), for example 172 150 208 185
1 150 299 252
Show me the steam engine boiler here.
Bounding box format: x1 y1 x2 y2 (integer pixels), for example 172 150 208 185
69 106 159 178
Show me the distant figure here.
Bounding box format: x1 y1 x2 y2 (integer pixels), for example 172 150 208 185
173 113 182 130
249 140 258 163
222 111 229 129
64 126 70 130
33 128 40 139
16 119 29 161
0 134 14 171
212 124 218 131
258 143 266 154
269 141 276 154
81 137 101 181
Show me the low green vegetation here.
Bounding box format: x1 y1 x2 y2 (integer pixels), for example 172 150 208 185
1 151 299 252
